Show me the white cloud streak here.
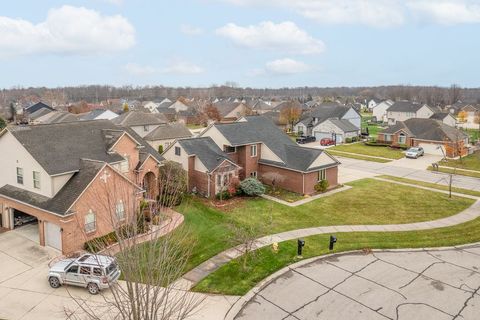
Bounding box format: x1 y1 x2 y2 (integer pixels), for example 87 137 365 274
180 24 204 35
0 5 135 56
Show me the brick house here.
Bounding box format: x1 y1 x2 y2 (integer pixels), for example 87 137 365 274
0 120 162 254
184 116 340 196
377 118 469 157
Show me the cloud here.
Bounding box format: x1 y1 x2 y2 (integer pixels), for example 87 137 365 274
0 5 135 56
100 0 124 5
221 0 404 27
162 61 205 75
407 0 480 25
123 63 156 76
249 58 311 76
180 24 204 36
216 21 325 54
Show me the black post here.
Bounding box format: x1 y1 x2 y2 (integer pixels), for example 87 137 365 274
329 235 337 250
297 239 305 256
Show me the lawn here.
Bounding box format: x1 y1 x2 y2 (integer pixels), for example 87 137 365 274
361 113 383 139
329 143 404 159
193 216 480 295
428 166 480 179
173 179 473 273
438 151 480 171
327 150 391 163
378 175 480 197
264 185 305 202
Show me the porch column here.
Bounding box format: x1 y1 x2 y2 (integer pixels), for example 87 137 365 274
38 220 45 246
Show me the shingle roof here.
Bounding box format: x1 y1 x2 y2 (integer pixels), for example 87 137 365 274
387 101 427 113
144 123 192 141
79 109 108 121
329 119 360 132
35 111 79 124
178 137 235 172
429 112 451 121
213 101 243 117
211 116 339 172
29 107 53 120
298 103 350 127
112 111 167 126
8 120 163 176
381 118 468 141
0 159 105 215
24 102 53 114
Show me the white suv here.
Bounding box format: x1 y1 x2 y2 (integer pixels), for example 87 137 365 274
48 254 121 294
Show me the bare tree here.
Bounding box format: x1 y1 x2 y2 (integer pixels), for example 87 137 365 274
279 102 302 132
67 163 202 320
228 223 262 271
262 172 285 192
449 84 462 105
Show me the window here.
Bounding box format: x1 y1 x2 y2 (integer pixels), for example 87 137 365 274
224 145 236 153
116 200 125 221
93 267 103 276
67 265 79 273
16 167 23 185
80 266 91 275
143 125 149 132
318 169 326 182
385 134 392 142
250 145 257 157
85 210 96 233
33 171 40 189
398 133 406 144
298 125 304 135
175 146 181 156
120 155 130 173
217 174 222 186
250 171 257 178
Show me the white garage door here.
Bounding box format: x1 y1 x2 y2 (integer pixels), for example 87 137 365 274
45 222 62 251
418 143 445 156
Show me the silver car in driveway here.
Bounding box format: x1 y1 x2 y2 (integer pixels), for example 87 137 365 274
405 147 425 159
48 254 121 294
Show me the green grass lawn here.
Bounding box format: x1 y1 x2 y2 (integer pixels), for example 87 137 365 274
329 143 404 159
264 185 305 202
428 166 480 179
464 128 480 143
193 216 480 295
173 179 473 274
361 113 382 139
327 150 391 163
378 175 480 197
437 151 480 171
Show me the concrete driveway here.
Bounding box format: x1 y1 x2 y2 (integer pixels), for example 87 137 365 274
234 245 480 320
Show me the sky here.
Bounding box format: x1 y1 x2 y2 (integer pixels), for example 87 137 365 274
1 0 480 88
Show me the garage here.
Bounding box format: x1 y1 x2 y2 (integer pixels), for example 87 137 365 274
11 209 39 244
314 132 343 144
45 222 62 251
418 143 445 156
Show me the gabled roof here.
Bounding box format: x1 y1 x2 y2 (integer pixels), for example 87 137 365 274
112 111 167 126
328 119 360 132
387 101 428 113
7 120 163 176
28 107 53 120
429 112 453 121
298 103 351 127
0 159 105 216
209 116 339 172
213 101 245 117
178 137 237 172
381 118 468 142
24 102 53 114
78 109 118 121
35 111 79 124
144 123 192 141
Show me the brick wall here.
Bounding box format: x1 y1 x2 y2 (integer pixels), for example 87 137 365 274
235 144 261 179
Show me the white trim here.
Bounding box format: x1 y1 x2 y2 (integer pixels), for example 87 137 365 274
108 131 142 151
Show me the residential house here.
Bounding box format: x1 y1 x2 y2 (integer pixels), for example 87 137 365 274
163 137 241 198
372 100 394 123
429 112 457 127
24 102 54 116
191 116 340 196
33 111 79 124
368 98 381 111
0 120 162 253
447 102 480 129
386 101 437 125
144 123 193 153
213 100 250 121
112 111 167 138
294 103 361 143
143 98 173 113
78 109 119 121
377 118 468 157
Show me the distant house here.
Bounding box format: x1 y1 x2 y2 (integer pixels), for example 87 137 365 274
78 109 118 121
447 102 480 129
429 112 457 127
168 99 192 112
372 100 394 123
294 103 361 143
143 98 173 113
112 111 167 138
143 123 193 152
33 111 79 124
213 101 250 121
386 101 437 125
24 102 54 116
368 99 381 111
377 118 468 157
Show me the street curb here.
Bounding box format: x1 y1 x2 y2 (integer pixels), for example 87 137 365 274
223 242 480 320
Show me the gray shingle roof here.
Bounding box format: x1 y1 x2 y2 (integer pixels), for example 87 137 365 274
25 102 53 114
178 137 235 172
211 116 339 172
329 119 360 132
112 111 167 126
387 101 427 113
298 103 350 127
29 108 53 120
79 109 109 121
213 101 243 117
36 111 79 124
8 120 163 175
144 123 192 141
429 112 451 121
0 159 105 215
381 118 468 141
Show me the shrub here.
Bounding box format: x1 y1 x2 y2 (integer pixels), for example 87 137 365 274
239 178 266 196
158 145 164 154
345 137 352 143
351 136 358 142
314 179 329 193
364 141 390 147
216 190 232 200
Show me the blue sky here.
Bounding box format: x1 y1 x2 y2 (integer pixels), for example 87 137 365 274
1 0 480 88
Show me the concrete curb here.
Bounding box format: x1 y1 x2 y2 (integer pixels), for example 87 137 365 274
223 242 480 320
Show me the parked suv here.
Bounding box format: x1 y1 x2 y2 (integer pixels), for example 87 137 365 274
405 147 425 159
48 254 121 294
296 136 316 144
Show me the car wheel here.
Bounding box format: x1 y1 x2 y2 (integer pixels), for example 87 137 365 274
87 283 99 295
49 276 61 288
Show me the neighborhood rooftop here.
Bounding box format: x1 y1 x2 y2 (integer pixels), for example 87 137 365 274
178 137 236 172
